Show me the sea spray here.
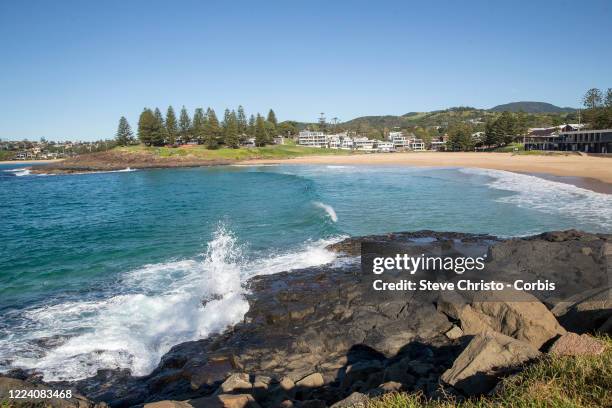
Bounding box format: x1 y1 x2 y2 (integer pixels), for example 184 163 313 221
0 225 341 381
314 201 338 222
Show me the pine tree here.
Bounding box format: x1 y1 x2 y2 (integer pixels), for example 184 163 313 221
165 106 178 145
255 114 268 147
247 114 256 137
192 108 206 144
115 116 133 146
179 106 192 143
224 110 240 148
267 109 278 127
204 108 220 149
151 108 168 146
237 105 247 138
138 108 157 146
267 109 278 141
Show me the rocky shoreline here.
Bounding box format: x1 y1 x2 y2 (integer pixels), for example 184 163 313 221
29 150 234 174
1 230 611 407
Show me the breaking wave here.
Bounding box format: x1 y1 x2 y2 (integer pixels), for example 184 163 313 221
3 168 31 176
314 201 338 222
0 226 343 381
460 168 612 230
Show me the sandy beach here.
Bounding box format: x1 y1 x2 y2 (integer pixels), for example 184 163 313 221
239 152 612 193
0 159 63 165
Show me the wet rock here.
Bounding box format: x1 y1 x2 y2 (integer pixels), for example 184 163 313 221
548 332 607 356
13 230 607 407
441 333 540 395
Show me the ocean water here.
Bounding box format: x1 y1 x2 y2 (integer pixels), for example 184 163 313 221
1 163 610 381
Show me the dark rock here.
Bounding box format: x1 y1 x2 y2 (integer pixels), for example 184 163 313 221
5 230 606 408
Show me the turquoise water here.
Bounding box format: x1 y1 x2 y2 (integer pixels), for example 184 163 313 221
1 163 611 380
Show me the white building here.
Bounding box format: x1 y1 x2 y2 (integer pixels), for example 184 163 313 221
353 137 375 151
298 130 327 147
327 135 342 149
341 138 355 149
377 141 395 152
410 139 425 151
390 134 409 148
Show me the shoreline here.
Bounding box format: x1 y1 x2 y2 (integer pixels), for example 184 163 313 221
0 159 64 165
237 152 612 194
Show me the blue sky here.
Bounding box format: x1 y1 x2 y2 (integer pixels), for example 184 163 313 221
1 0 611 141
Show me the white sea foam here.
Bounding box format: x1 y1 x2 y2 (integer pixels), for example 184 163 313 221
1 226 343 381
313 201 338 222
460 168 612 229
3 168 31 176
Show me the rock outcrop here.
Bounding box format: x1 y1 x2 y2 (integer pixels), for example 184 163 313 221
3 230 609 407
440 333 541 395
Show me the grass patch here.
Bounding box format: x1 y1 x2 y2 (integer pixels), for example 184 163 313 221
493 143 525 153
366 337 611 408
115 144 356 161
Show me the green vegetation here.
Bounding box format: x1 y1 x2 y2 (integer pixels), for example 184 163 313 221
122 104 288 149
365 337 611 408
115 116 134 146
0 150 16 160
492 142 524 152
115 143 355 161
582 88 612 129
489 101 575 113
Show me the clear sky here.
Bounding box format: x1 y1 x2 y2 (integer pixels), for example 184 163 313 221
1 0 611 141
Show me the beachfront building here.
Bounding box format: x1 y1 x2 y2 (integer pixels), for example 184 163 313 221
341 137 355 150
557 129 612 153
298 130 327 147
410 138 425 151
377 141 395 152
327 135 342 149
353 137 376 151
430 140 446 151
389 132 409 149
524 124 586 151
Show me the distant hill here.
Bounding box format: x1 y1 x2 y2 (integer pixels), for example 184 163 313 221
294 105 576 132
489 102 575 113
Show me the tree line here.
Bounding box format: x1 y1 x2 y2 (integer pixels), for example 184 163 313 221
116 106 286 148
582 88 612 129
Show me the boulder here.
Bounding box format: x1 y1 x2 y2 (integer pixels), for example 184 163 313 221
295 373 324 389
552 287 612 334
548 332 607 356
219 373 252 394
189 394 260 408
438 291 566 348
441 333 540 395
445 326 464 340
470 291 566 348
330 392 369 408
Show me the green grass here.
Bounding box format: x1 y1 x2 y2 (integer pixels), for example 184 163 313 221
365 337 611 408
0 150 15 160
492 143 525 153
115 143 356 161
